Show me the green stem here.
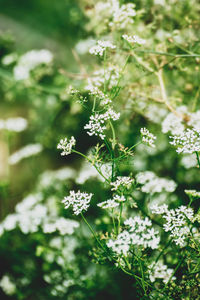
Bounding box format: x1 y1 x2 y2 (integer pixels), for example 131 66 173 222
195 151 200 169
81 213 106 252
73 150 109 182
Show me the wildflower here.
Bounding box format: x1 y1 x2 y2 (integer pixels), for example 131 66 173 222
98 195 126 209
170 128 200 154
98 199 119 209
57 136 76 156
136 171 177 194
184 189 200 198
13 49 53 81
122 34 146 45
107 216 160 255
148 261 176 284
110 176 134 191
161 107 187 135
84 108 120 140
107 230 131 255
151 204 194 246
140 128 156 147
62 191 93 215
110 2 136 29
9 143 43 165
89 40 116 56
0 275 16 296
0 117 28 132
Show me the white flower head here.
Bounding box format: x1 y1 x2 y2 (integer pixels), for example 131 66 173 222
110 176 134 191
89 40 116 56
140 128 156 148
62 190 93 215
84 108 120 140
148 261 176 284
170 128 200 154
57 136 76 156
151 204 194 247
122 34 146 45
136 171 177 194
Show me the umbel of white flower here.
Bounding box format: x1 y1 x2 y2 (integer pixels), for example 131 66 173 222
57 136 76 156
140 127 156 148
136 171 177 194
89 40 116 56
110 176 134 191
62 191 93 215
107 216 160 255
122 34 146 45
170 128 200 154
97 195 126 209
151 204 194 247
84 108 120 140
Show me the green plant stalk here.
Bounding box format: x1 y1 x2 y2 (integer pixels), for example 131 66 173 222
195 151 200 169
73 150 109 182
81 213 106 252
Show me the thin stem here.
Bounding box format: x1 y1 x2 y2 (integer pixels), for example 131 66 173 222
73 150 109 182
81 213 106 252
118 202 123 234
114 141 142 162
195 151 200 169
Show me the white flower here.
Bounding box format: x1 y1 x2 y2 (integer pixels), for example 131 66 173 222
57 136 76 156
151 204 194 247
84 108 120 140
62 191 93 215
107 216 160 255
107 230 131 255
98 199 119 209
0 117 28 132
122 34 146 45
148 261 176 284
110 2 136 29
170 128 200 154
161 107 186 135
136 171 177 194
140 128 156 147
55 218 79 235
110 176 134 191
184 189 200 198
9 143 43 165
13 49 53 81
0 275 16 296
89 40 116 56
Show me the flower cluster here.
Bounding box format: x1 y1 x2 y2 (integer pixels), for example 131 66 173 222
140 128 156 147
170 128 200 154
151 204 194 246
86 66 120 91
89 40 116 56
136 171 177 194
84 108 120 140
122 34 146 45
148 261 176 284
85 83 112 105
98 195 126 209
0 275 16 296
0 117 28 132
9 143 43 165
13 49 53 80
62 191 93 215
124 216 160 249
107 216 160 255
110 176 134 191
184 189 200 198
110 2 136 29
57 136 76 156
